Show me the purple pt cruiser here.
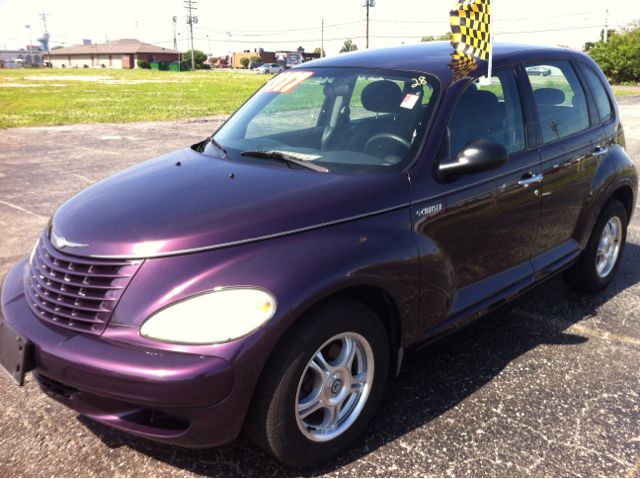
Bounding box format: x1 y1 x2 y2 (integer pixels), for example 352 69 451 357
0 42 637 466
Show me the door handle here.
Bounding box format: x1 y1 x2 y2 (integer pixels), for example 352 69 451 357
593 146 609 157
518 173 543 188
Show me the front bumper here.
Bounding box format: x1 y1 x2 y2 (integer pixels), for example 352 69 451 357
0 259 258 447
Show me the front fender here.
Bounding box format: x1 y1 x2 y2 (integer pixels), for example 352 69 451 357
108 207 420 360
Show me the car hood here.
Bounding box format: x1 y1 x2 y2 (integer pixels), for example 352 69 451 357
51 148 410 259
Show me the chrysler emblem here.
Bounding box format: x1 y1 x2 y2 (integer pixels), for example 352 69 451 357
51 230 89 249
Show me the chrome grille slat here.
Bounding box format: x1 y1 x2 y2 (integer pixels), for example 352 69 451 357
30 272 118 302
34 255 124 291
25 233 142 334
38 252 132 279
27 287 104 323
28 275 110 313
40 239 139 267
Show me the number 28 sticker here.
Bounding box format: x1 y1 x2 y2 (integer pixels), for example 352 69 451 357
411 76 428 88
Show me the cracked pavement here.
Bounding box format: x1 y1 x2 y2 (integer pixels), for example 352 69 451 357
0 97 639 477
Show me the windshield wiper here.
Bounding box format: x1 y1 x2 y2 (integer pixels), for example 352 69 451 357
208 137 229 159
240 150 329 173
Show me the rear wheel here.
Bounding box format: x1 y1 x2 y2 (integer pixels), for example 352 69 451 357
245 298 389 467
563 199 628 293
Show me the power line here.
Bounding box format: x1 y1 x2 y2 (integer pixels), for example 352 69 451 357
197 20 366 36
184 23 603 44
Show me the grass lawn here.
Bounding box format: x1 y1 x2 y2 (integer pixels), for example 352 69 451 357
0 69 269 129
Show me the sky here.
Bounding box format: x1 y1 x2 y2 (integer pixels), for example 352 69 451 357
1 0 639 58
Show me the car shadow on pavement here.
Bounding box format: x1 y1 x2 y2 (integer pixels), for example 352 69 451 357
79 242 640 477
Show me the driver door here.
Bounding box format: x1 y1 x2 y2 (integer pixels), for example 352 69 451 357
416 67 542 333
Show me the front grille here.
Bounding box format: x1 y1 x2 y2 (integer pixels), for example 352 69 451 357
25 233 141 334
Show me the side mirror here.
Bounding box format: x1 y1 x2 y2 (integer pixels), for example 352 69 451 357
438 139 509 180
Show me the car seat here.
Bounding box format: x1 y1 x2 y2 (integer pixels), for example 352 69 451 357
346 80 415 154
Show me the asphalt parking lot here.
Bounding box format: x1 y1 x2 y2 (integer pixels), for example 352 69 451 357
0 96 639 477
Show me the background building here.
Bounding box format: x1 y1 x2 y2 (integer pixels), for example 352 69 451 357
43 39 182 69
231 48 320 68
0 48 43 67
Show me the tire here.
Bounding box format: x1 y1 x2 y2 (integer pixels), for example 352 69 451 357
244 297 390 467
563 199 628 293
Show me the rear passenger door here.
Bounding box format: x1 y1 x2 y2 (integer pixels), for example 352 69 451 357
524 60 605 266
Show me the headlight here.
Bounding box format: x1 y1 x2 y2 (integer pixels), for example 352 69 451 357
29 238 40 266
140 287 277 344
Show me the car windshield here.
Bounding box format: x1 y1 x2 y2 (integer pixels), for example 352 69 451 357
208 67 441 174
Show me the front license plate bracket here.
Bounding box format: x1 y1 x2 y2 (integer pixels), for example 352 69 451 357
0 319 33 386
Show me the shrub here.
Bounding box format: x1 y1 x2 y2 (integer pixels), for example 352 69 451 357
590 25 640 84
250 55 262 63
240 57 250 69
137 60 150 69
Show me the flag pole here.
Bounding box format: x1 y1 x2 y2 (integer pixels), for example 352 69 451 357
479 0 492 85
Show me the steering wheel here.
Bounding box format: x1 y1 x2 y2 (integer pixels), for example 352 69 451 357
364 133 412 158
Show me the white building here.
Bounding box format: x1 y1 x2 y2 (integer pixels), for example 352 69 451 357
0 49 43 66
43 39 182 69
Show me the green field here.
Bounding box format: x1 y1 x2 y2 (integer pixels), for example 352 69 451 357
0 69 268 129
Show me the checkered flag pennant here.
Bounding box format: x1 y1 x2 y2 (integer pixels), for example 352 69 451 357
448 50 479 82
450 0 491 62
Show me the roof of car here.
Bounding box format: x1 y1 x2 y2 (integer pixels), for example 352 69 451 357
296 42 579 86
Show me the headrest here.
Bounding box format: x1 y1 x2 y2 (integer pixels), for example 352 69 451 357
534 88 565 106
361 80 403 113
323 82 350 97
453 88 500 116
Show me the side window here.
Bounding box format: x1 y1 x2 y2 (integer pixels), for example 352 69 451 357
580 63 613 123
527 60 590 143
448 68 526 157
245 78 324 139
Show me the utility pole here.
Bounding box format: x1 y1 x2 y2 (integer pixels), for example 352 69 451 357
184 0 197 70
321 19 324 57
366 2 369 49
173 16 178 50
604 10 609 43
363 0 374 49
206 35 210 58
39 13 50 67
134 21 138 39
25 25 32 53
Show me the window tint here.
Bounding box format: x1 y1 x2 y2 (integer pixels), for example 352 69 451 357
448 68 526 157
580 63 613 123
528 60 590 143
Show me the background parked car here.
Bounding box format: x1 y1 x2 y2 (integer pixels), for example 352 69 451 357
250 61 264 70
526 66 552 76
256 63 283 74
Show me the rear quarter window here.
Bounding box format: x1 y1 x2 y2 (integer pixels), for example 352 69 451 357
580 63 613 124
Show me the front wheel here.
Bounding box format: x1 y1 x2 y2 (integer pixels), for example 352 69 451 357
563 199 628 293
244 298 389 467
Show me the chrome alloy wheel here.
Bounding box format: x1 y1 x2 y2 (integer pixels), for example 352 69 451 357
295 332 375 442
596 217 622 278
